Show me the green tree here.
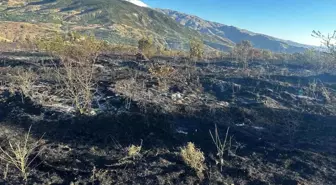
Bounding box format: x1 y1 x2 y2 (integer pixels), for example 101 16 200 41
232 40 253 69
262 49 273 61
189 38 204 60
138 36 155 58
303 49 316 62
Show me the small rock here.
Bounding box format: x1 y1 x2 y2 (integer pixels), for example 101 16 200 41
252 126 265 130
218 101 230 107
176 100 183 104
171 92 182 101
89 110 97 116
189 94 197 99
176 129 188 135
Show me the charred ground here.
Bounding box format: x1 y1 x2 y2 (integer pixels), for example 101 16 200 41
0 51 335 185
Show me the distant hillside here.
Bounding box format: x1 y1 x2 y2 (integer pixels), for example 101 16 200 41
158 9 311 53
0 0 232 51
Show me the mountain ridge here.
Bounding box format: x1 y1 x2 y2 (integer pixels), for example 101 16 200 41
158 9 312 53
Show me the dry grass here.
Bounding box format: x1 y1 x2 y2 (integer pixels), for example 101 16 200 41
127 140 143 159
306 79 332 103
0 21 61 46
6 0 25 7
180 142 206 180
0 126 45 181
2 163 9 180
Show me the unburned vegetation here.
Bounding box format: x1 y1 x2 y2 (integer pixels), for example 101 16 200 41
0 32 335 185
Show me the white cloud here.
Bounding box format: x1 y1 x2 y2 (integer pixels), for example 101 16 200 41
123 0 149 7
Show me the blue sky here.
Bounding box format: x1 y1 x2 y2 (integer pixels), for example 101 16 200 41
142 0 336 46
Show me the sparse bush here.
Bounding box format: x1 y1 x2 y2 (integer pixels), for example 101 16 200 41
189 38 204 61
180 142 206 179
37 33 105 114
209 125 231 171
149 64 175 90
0 126 44 181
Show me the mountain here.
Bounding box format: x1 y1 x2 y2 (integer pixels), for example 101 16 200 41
0 0 232 50
158 9 311 53
0 0 310 53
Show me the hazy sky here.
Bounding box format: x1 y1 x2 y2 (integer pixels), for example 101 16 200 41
142 0 336 46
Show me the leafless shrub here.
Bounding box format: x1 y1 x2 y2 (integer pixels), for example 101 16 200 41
9 68 37 103
37 33 105 114
312 30 336 70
